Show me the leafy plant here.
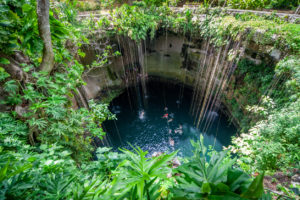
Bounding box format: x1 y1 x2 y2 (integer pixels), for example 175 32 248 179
227 0 299 9
231 99 300 172
112 3 160 41
172 136 266 199
111 146 177 199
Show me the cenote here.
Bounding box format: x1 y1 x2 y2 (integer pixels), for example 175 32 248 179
103 78 237 157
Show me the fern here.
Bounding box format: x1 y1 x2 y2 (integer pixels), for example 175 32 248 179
3 80 18 93
28 118 48 129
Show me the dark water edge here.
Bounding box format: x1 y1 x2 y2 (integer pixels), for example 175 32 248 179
102 78 237 157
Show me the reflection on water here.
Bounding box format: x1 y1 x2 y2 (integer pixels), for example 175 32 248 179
103 79 236 157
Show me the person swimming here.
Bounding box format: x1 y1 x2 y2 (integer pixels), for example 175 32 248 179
152 151 162 157
174 124 183 135
139 110 145 120
167 118 173 123
169 137 175 146
162 113 169 119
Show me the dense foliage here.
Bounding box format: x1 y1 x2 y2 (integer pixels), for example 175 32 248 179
230 56 300 172
0 0 299 199
1 128 269 199
0 0 116 162
223 0 298 10
75 0 300 11
232 99 300 171
172 138 268 199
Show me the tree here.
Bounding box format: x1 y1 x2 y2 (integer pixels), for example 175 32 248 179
36 0 54 73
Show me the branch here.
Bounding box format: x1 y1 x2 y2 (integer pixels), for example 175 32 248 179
37 0 54 74
0 52 28 81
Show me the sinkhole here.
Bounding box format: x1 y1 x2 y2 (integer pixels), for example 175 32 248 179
102 78 237 157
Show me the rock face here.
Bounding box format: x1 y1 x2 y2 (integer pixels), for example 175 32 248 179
80 30 284 127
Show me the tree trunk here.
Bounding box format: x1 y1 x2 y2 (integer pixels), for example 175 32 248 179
37 0 54 73
0 52 27 81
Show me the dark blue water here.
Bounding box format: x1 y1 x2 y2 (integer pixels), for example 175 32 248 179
103 79 236 157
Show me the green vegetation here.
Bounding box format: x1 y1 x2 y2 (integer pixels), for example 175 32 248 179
230 56 300 172
232 99 300 171
172 138 269 199
76 0 299 11
224 0 299 10
0 0 299 199
1 129 269 199
99 4 300 52
112 2 162 41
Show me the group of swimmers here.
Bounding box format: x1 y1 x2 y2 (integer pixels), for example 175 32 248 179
138 107 183 147
162 107 183 147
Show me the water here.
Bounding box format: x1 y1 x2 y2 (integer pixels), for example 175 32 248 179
103 79 237 157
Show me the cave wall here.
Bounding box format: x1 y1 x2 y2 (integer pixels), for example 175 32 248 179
79 36 139 101
80 31 285 126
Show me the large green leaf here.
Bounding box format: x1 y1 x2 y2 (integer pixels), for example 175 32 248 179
227 168 251 193
241 172 265 199
148 151 177 176
201 182 211 194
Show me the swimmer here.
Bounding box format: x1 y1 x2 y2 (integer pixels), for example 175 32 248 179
172 157 181 168
162 113 169 119
168 129 172 134
169 137 175 146
152 151 162 157
174 124 183 135
164 107 168 111
139 110 145 120
167 118 173 123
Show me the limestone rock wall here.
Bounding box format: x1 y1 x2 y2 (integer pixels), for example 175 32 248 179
80 31 285 127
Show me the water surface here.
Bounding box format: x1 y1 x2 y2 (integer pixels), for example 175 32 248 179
103 79 236 157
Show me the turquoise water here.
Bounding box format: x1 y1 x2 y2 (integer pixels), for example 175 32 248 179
103 79 237 157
